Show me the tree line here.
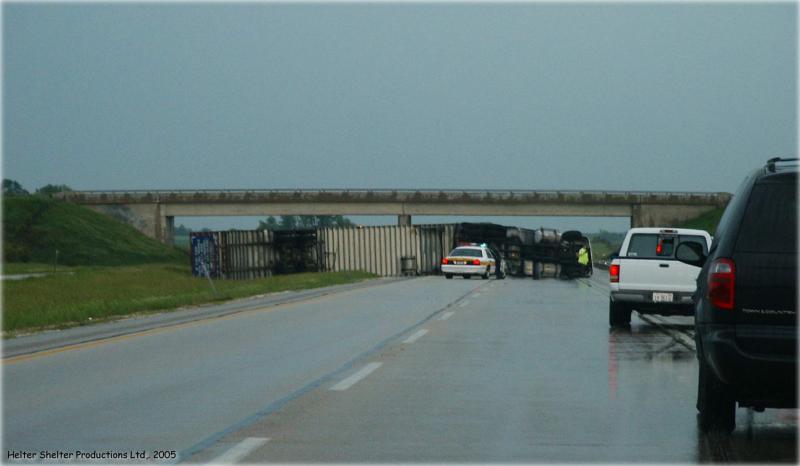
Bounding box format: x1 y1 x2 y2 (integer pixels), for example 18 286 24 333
3 179 72 197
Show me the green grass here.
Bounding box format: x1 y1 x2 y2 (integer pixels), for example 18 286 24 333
173 234 191 250
589 240 615 262
3 196 186 266
2 262 85 275
2 264 376 334
677 207 725 233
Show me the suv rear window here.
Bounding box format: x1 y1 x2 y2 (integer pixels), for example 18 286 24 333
626 234 707 259
450 248 483 258
735 182 797 253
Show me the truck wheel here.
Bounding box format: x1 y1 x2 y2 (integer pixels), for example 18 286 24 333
445 274 453 279
609 299 631 327
697 357 736 433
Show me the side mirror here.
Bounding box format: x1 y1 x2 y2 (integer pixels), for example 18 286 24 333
675 242 707 268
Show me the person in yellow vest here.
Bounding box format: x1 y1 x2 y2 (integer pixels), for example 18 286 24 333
577 245 590 272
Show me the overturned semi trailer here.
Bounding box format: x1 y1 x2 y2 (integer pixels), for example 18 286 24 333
192 224 456 278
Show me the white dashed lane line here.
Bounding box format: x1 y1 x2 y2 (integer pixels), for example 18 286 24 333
402 329 429 344
330 362 383 391
210 437 270 464
439 311 455 321
458 301 470 308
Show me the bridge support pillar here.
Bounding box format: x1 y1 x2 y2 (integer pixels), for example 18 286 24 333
162 215 175 245
398 214 412 226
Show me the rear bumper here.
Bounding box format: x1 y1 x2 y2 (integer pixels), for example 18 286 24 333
611 289 694 315
699 325 797 408
442 264 485 275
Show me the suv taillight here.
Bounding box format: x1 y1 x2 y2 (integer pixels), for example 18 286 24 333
610 264 620 283
708 258 735 310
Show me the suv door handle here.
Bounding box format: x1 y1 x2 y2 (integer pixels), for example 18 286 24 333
660 263 670 268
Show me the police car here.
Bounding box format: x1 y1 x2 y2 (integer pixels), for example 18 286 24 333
441 244 497 279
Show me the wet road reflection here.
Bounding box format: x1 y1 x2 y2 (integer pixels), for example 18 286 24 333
610 316 797 463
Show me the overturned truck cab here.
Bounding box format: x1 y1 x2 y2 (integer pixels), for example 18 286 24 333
529 229 593 280
452 223 592 280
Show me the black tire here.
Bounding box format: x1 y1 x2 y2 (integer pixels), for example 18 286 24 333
609 299 631 327
445 274 453 279
482 267 490 279
697 357 736 433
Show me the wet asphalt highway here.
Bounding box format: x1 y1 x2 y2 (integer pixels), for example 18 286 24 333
3 273 797 463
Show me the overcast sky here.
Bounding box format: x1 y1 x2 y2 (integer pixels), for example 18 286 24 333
3 2 797 232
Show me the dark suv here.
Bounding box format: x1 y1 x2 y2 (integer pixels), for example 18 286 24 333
676 157 797 432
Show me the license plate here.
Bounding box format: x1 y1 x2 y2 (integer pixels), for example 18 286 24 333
653 292 673 303
454 261 466 265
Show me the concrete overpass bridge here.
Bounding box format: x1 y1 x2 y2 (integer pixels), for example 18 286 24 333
59 189 732 243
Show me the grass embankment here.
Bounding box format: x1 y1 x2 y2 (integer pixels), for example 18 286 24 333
3 264 375 334
677 207 725 233
3 196 185 266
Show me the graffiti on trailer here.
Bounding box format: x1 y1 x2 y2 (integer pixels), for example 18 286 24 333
191 232 219 278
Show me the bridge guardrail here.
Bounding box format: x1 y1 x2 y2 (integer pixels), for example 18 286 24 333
58 189 732 205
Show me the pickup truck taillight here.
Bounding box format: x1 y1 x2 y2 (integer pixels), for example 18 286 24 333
708 258 735 310
610 264 620 283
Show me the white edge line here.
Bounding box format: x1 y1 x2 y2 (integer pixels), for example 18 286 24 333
330 362 383 391
210 437 270 464
402 328 429 344
439 311 455 321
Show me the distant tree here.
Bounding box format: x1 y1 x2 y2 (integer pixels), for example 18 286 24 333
332 215 354 227
2 179 29 196
259 215 355 230
36 184 73 197
299 216 318 229
279 215 299 230
174 224 192 235
258 216 281 230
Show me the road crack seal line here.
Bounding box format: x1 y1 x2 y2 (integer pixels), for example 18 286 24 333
177 283 481 463
638 314 696 352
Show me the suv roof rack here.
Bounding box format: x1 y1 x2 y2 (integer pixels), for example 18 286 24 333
766 157 798 173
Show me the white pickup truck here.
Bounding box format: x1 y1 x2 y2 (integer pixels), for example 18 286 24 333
609 227 712 326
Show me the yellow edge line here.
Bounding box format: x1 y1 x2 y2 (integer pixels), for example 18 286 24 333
3 288 352 366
